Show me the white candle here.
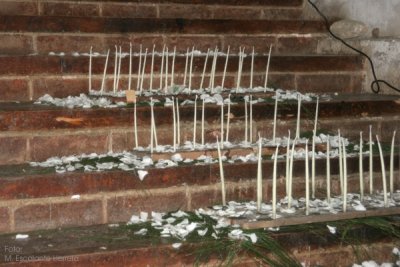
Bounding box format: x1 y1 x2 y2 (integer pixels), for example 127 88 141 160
295 95 301 139
116 46 122 92
369 125 373 194
257 134 263 212
216 137 226 206
359 131 364 201
288 139 296 208
188 46 194 92
221 46 230 89
140 48 148 94
376 135 388 207
159 44 165 92
210 47 218 92
249 95 253 143
153 106 158 148
150 98 154 153
165 47 169 92
326 136 331 203
285 130 291 197
250 46 254 89
220 99 224 149
128 43 132 90
199 48 210 91
390 131 396 198
311 131 316 199
225 94 231 142
171 46 176 87
183 48 189 87
272 145 279 219
201 98 205 145
236 47 244 93
264 44 273 91
176 98 180 145
338 129 343 194
305 139 309 215
313 97 319 136
244 97 248 143
88 46 92 93
149 44 155 90
172 97 176 151
134 102 138 149
137 45 142 91
100 49 110 95
193 95 198 149
272 91 278 143
342 139 348 212
113 45 118 93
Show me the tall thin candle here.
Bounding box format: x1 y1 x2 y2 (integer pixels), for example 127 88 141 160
201 98 205 146
188 46 194 92
171 46 176 87
134 102 138 148
225 94 231 142
295 95 301 139
100 49 110 95
244 97 248 143
220 100 224 148
221 46 230 89
149 44 155 90
390 131 396 198
116 46 122 92
326 136 331 203
128 43 132 90
164 47 169 92
264 45 273 91
376 135 388 207
342 139 348 212
272 91 278 143
305 140 310 215
313 97 319 136
250 46 254 89
249 95 253 143
236 48 244 93
113 45 118 93
311 130 316 199
137 45 142 91
150 99 154 153
176 98 180 145
285 130 291 196
210 47 218 91
159 45 165 92
199 48 210 91
183 48 189 87
216 137 226 206
288 139 296 208
193 95 198 149
172 97 176 151
88 46 92 93
359 132 364 201
369 125 374 194
272 145 279 219
139 48 148 94
257 134 263 212
338 130 343 194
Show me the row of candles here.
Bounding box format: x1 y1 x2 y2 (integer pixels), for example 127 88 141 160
88 44 273 94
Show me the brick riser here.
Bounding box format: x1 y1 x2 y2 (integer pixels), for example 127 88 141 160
0 157 397 233
1 0 304 21
0 97 398 164
0 55 365 101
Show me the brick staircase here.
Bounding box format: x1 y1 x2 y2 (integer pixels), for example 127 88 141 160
0 0 399 266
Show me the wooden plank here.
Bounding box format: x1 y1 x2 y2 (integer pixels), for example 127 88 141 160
232 207 400 230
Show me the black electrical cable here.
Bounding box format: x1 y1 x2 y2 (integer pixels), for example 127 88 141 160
307 0 400 94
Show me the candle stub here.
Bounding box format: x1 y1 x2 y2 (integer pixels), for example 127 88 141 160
126 90 136 103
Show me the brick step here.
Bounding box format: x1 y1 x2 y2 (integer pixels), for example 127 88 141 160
0 54 365 101
1 94 398 164
0 222 396 266
0 157 397 232
2 0 305 20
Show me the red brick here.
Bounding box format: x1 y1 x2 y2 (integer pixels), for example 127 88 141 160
0 207 10 232
276 36 321 54
159 4 213 19
51 200 103 227
0 1 37 16
190 187 219 209
30 133 109 161
104 35 163 52
0 136 27 164
0 78 30 102
102 3 157 18
36 35 105 54
14 203 53 232
212 6 262 20
296 73 358 94
0 34 34 55
32 76 88 99
164 35 222 53
107 189 187 222
41 2 100 17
